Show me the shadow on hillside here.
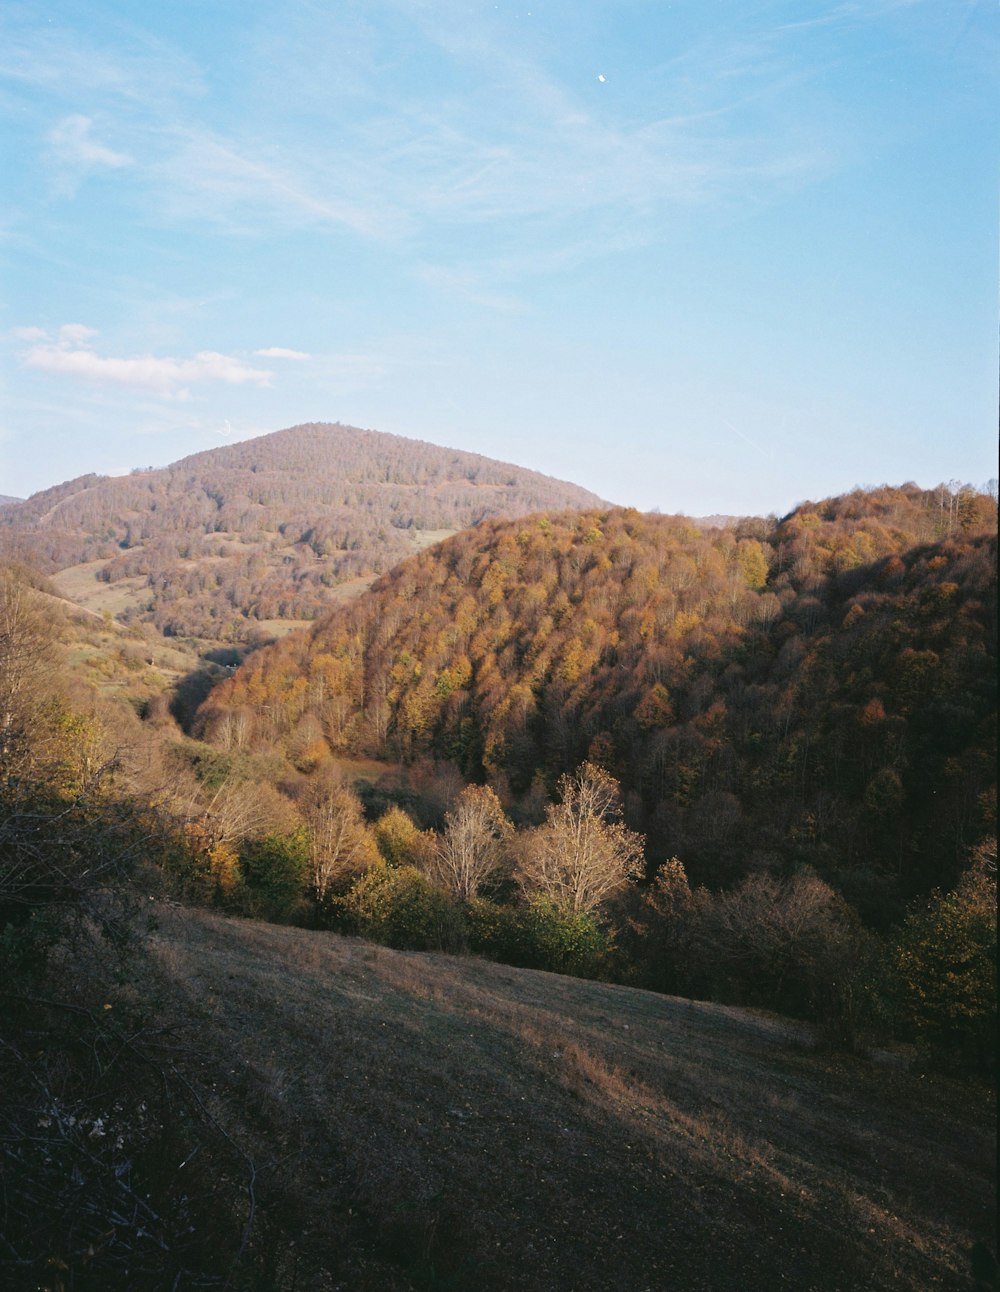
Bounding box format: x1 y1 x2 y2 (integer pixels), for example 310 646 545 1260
169 659 235 731
169 640 274 732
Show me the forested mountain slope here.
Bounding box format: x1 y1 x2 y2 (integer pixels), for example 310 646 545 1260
0 423 604 639
201 484 997 922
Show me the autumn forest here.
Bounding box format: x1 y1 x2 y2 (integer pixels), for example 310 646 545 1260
0 426 995 1290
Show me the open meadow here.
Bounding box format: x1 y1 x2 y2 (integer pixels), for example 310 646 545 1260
134 904 995 1292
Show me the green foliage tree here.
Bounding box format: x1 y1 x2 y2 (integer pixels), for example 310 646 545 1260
464 895 611 977
889 841 997 1072
239 830 310 921
373 804 432 867
520 895 612 977
342 864 466 951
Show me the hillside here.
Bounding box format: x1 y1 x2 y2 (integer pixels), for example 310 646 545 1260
102 905 999 1289
201 484 997 922
0 423 604 640
1 524 994 1290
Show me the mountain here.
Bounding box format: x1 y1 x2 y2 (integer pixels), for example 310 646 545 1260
200 483 997 923
0 423 605 640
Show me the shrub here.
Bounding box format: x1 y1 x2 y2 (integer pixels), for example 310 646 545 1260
888 841 996 1074
522 896 612 978
373 805 424 866
239 829 310 921
465 897 536 966
466 896 611 978
342 865 466 952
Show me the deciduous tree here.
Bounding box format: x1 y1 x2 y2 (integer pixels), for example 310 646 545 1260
301 779 379 904
428 784 513 901
516 763 644 915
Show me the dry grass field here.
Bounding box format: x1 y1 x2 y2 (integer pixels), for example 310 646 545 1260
51 561 151 618
137 904 996 1292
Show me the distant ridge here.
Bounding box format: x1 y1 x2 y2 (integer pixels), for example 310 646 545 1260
0 422 606 639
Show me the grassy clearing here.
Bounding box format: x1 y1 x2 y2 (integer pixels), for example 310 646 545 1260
408 528 458 551
253 618 315 637
51 561 150 617
137 905 995 1292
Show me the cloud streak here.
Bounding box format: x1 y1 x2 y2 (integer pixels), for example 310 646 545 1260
254 347 312 360
4 4 841 260
48 115 132 171
18 328 272 397
148 130 407 239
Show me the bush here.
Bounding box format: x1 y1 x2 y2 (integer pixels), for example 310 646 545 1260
888 842 996 1074
465 897 536 966
373 805 426 866
466 895 611 978
522 896 612 977
342 865 466 952
239 830 310 921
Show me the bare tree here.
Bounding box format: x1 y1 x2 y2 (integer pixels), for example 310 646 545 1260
428 784 513 901
688 869 872 1024
301 780 379 903
0 570 54 775
516 763 645 915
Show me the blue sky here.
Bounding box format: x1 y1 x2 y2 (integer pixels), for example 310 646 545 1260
1 0 996 515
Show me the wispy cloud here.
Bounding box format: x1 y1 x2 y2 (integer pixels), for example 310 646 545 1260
254 347 312 360
0 21 204 104
148 130 407 239
18 327 272 398
10 3 840 252
3 0 851 292
48 115 132 171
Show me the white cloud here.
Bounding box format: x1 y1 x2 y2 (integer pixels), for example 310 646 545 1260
254 346 311 360
58 323 100 344
18 327 272 397
48 114 132 171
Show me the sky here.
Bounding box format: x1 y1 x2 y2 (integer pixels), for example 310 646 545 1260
0 0 996 516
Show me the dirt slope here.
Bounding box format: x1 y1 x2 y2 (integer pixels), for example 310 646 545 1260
145 905 995 1292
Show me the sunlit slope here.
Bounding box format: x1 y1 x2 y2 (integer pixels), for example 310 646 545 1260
202 486 997 920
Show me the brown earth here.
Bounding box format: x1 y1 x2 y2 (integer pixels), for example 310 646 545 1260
142 904 996 1292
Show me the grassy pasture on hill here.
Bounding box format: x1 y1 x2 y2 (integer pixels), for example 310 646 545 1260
139 904 994 1292
51 560 151 618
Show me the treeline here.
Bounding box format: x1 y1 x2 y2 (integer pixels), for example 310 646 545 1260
0 422 603 639
0 564 994 1076
200 483 997 927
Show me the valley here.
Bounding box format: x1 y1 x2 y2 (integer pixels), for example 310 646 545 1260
0 438 995 1291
